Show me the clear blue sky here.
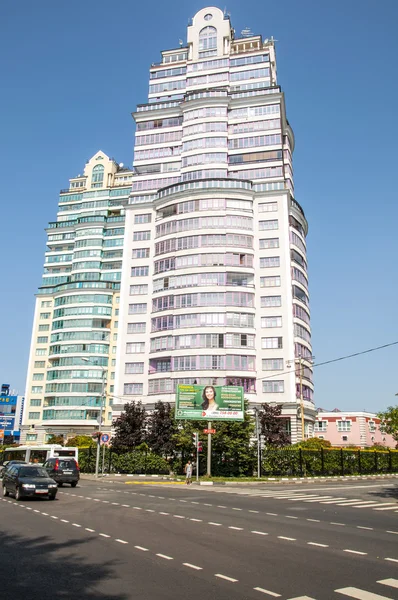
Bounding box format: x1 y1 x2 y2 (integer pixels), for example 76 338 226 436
1 0 397 412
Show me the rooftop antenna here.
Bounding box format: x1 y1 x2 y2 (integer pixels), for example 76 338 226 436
241 26 253 38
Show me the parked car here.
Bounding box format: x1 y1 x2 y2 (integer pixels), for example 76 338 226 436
2 464 58 501
0 460 27 478
43 457 80 487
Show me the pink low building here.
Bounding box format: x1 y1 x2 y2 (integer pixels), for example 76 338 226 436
314 410 396 449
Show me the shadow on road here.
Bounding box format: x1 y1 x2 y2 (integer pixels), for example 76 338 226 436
368 484 398 500
0 529 128 600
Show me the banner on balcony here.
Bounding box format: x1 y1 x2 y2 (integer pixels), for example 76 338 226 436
175 385 244 421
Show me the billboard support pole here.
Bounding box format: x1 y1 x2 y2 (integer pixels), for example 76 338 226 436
207 421 212 476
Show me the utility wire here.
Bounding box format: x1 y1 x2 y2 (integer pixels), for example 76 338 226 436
257 340 398 382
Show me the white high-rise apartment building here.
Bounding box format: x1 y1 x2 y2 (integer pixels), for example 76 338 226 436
22 153 133 444
115 7 315 442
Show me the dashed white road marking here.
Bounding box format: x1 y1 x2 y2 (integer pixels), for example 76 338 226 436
217 505 227 508
159 511 169 515
307 542 329 548
343 549 367 556
278 536 296 541
215 573 238 583
385 558 398 563
377 579 398 589
111 502 119 505
183 563 203 570
286 516 298 519
135 546 149 552
229 526 243 530
266 512 278 516
208 522 222 526
357 526 373 531
133 506 142 510
286 596 316 599
173 515 185 519
251 531 268 536
51 516 59 520
232 507 242 511
99 533 111 538
386 531 398 535
61 519 69 523
306 519 320 523
330 522 346 526
190 518 202 522
335 586 393 599
156 553 173 560
253 587 281 597
249 510 259 513
85 528 95 532
72 523 82 528
122 504 130 508
146 509 155 513
115 539 128 544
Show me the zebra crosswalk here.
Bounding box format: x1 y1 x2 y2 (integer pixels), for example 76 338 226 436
285 578 398 600
218 488 398 512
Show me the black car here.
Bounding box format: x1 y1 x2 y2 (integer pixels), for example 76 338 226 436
43 457 80 487
0 460 27 478
2 464 58 500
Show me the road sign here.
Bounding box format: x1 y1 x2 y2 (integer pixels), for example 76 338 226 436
101 433 110 443
203 429 216 434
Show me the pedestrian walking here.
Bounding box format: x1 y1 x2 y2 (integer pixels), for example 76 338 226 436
185 460 193 485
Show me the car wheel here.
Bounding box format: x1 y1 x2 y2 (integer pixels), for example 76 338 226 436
49 495 56 501
15 487 23 501
58 482 63 487
3 485 9 497
71 482 77 488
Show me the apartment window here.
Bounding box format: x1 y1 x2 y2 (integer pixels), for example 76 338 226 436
91 164 104 188
35 349 46 356
126 342 145 353
41 301 52 307
128 303 147 314
31 386 43 393
28 412 40 420
261 337 283 349
127 322 146 334
262 380 284 393
368 421 376 432
26 433 38 441
314 421 327 432
337 420 351 432
130 284 148 295
124 383 144 395
32 373 44 381
34 361 45 368
132 248 150 259
261 316 282 328
342 435 348 442
260 276 281 287
262 358 283 371
133 231 151 241
38 324 50 332
125 362 145 374
40 313 50 319
134 213 152 224
260 238 279 249
261 296 281 308
131 266 149 277
199 26 217 56
30 399 42 406
259 202 278 212
259 220 278 230
260 257 280 268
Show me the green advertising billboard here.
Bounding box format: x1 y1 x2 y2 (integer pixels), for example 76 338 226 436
175 385 244 421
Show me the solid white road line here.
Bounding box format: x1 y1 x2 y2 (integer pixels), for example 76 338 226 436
183 563 202 570
215 574 238 583
253 586 281 596
335 587 394 599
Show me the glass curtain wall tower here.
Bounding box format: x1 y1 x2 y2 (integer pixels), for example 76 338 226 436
22 153 133 444
116 7 314 442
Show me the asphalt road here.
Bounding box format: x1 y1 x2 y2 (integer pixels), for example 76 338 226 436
1 477 397 600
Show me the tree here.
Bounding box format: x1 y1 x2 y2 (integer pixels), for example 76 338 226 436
146 402 175 456
45 435 64 445
66 435 96 448
292 437 332 449
112 401 147 451
377 405 398 445
259 403 290 447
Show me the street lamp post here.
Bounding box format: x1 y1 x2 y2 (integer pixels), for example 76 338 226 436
82 358 107 478
254 407 261 480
